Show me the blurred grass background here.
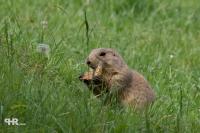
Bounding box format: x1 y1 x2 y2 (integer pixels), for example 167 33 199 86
0 0 200 132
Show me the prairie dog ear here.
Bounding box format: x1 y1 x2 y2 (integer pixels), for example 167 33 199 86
112 52 116 56
107 48 118 57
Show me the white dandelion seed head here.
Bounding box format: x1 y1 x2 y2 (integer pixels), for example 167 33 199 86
170 54 174 59
36 43 50 57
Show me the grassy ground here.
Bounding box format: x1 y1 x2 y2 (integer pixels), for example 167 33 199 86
0 0 200 132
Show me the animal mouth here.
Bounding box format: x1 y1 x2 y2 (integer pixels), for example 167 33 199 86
86 61 98 70
88 64 96 69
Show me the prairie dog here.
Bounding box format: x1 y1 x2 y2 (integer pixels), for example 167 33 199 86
80 48 155 108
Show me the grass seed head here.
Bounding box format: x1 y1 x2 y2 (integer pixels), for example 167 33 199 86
36 43 50 57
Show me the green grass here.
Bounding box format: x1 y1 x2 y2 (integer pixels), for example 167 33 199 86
0 0 200 132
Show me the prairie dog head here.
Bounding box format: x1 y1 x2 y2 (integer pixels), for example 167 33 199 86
86 48 127 73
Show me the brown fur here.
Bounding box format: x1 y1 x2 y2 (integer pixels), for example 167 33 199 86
79 48 155 109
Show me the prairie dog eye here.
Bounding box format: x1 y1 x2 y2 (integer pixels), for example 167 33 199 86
99 52 106 56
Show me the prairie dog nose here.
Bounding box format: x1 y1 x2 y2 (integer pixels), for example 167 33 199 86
86 60 91 65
